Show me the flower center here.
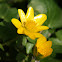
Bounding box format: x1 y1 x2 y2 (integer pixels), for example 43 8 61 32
24 20 37 32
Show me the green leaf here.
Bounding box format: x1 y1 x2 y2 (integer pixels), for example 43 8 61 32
52 45 62 53
22 36 27 46
27 37 37 44
0 0 24 3
0 57 1 60
16 53 26 62
49 38 62 46
0 0 7 2
0 22 5 26
31 59 35 62
4 8 18 22
26 43 34 54
0 3 8 19
40 57 62 62
13 0 24 2
0 3 18 41
0 43 4 51
28 0 62 28
0 3 18 22
16 35 23 48
56 30 62 41
49 38 62 53
0 21 17 41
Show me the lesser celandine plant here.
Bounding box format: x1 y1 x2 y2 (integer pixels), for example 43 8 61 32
11 7 53 61
0 0 62 62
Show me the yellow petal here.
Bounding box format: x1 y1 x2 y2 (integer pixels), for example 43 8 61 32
18 9 26 23
11 18 21 28
37 26 49 31
44 41 52 48
41 48 53 58
26 7 34 20
40 41 52 48
34 14 47 26
36 36 47 47
24 29 35 40
34 33 43 38
17 27 24 34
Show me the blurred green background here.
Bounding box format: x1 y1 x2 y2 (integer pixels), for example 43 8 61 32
0 0 62 62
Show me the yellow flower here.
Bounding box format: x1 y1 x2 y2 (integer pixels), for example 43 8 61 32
11 7 49 40
35 36 53 58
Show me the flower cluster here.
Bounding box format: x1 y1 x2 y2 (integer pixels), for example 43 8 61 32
11 7 53 58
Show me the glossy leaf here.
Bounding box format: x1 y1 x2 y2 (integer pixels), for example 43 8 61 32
26 43 34 54
56 30 62 41
49 38 62 53
0 21 17 41
22 36 27 46
16 53 26 62
40 57 62 62
0 43 4 51
0 3 18 22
